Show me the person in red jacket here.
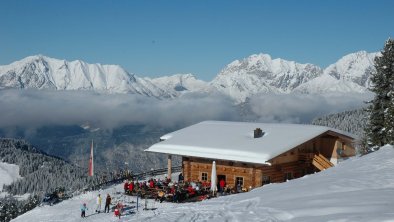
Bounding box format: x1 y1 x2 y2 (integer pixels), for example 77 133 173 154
114 201 123 219
149 179 154 188
187 185 195 197
128 181 134 193
219 178 226 194
170 186 175 195
124 181 129 194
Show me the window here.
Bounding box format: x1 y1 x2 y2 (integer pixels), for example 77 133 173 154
284 172 293 181
201 172 208 181
338 141 343 149
235 177 244 187
336 142 344 156
262 175 271 185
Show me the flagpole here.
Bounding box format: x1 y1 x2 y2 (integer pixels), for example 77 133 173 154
89 140 94 176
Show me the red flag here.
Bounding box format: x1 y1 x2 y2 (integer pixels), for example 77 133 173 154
89 140 94 176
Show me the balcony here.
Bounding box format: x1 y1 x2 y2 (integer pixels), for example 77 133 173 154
299 153 334 171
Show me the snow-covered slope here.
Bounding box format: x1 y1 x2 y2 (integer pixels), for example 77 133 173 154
293 73 368 94
12 145 394 222
211 53 323 101
0 162 21 192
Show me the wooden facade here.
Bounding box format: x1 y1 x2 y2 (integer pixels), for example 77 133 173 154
183 157 264 189
181 131 355 191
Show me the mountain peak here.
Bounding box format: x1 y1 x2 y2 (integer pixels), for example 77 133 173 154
148 73 210 94
0 55 143 93
14 54 48 65
212 52 323 101
323 51 378 86
0 51 378 102
336 50 377 62
247 53 273 62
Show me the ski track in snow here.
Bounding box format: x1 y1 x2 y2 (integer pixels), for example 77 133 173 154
12 145 394 222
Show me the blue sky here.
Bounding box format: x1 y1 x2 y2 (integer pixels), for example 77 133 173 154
0 0 393 80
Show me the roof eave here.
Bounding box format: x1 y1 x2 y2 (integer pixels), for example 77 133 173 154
145 146 270 165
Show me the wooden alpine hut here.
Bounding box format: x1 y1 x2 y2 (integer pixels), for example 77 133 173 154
145 121 356 191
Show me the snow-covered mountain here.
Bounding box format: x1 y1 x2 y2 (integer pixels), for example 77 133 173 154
0 51 378 102
145 73 214 96
292 73 368 94
294 51 378 94
0 55 203 98
212 51 378 101
210 53 323 101
323 51 378 88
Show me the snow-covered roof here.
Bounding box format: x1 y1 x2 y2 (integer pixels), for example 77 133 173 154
145 121 355 164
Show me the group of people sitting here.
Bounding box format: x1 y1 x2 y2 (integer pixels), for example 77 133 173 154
122 173 245 203
123 174 213 203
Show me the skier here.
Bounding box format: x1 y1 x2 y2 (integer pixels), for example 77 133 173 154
80 203 88 218
104 194 111 213
95 194 102 213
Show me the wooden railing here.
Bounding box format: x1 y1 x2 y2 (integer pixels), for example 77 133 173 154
86 165 182 191
133 165 182 180
312 154 334 171
299 153 334 171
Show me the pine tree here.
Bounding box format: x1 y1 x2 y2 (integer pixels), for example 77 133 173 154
366 38 394 148
384 40 394 143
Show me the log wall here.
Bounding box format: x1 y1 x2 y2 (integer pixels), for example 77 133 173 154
182 157 263 190
181 131 356 190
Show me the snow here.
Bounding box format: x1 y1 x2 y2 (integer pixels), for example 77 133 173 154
210 51 377 102
146 73 213 95
0 161 22 198
12 145 394 222
11 174 180 222
210 53 322 102
293 73 367 94
0 161 21 192
145 121 354 164
0 51 378 103
294 51 379 94
323 51 379 87
0 55 187 98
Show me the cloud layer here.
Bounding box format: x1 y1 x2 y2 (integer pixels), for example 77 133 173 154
0 89 372 130
0 89 239 129
247 92 372 123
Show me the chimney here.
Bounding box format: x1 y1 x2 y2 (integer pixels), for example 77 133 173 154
254 128 264 138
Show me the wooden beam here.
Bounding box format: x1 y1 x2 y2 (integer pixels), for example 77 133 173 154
167 154 172 180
